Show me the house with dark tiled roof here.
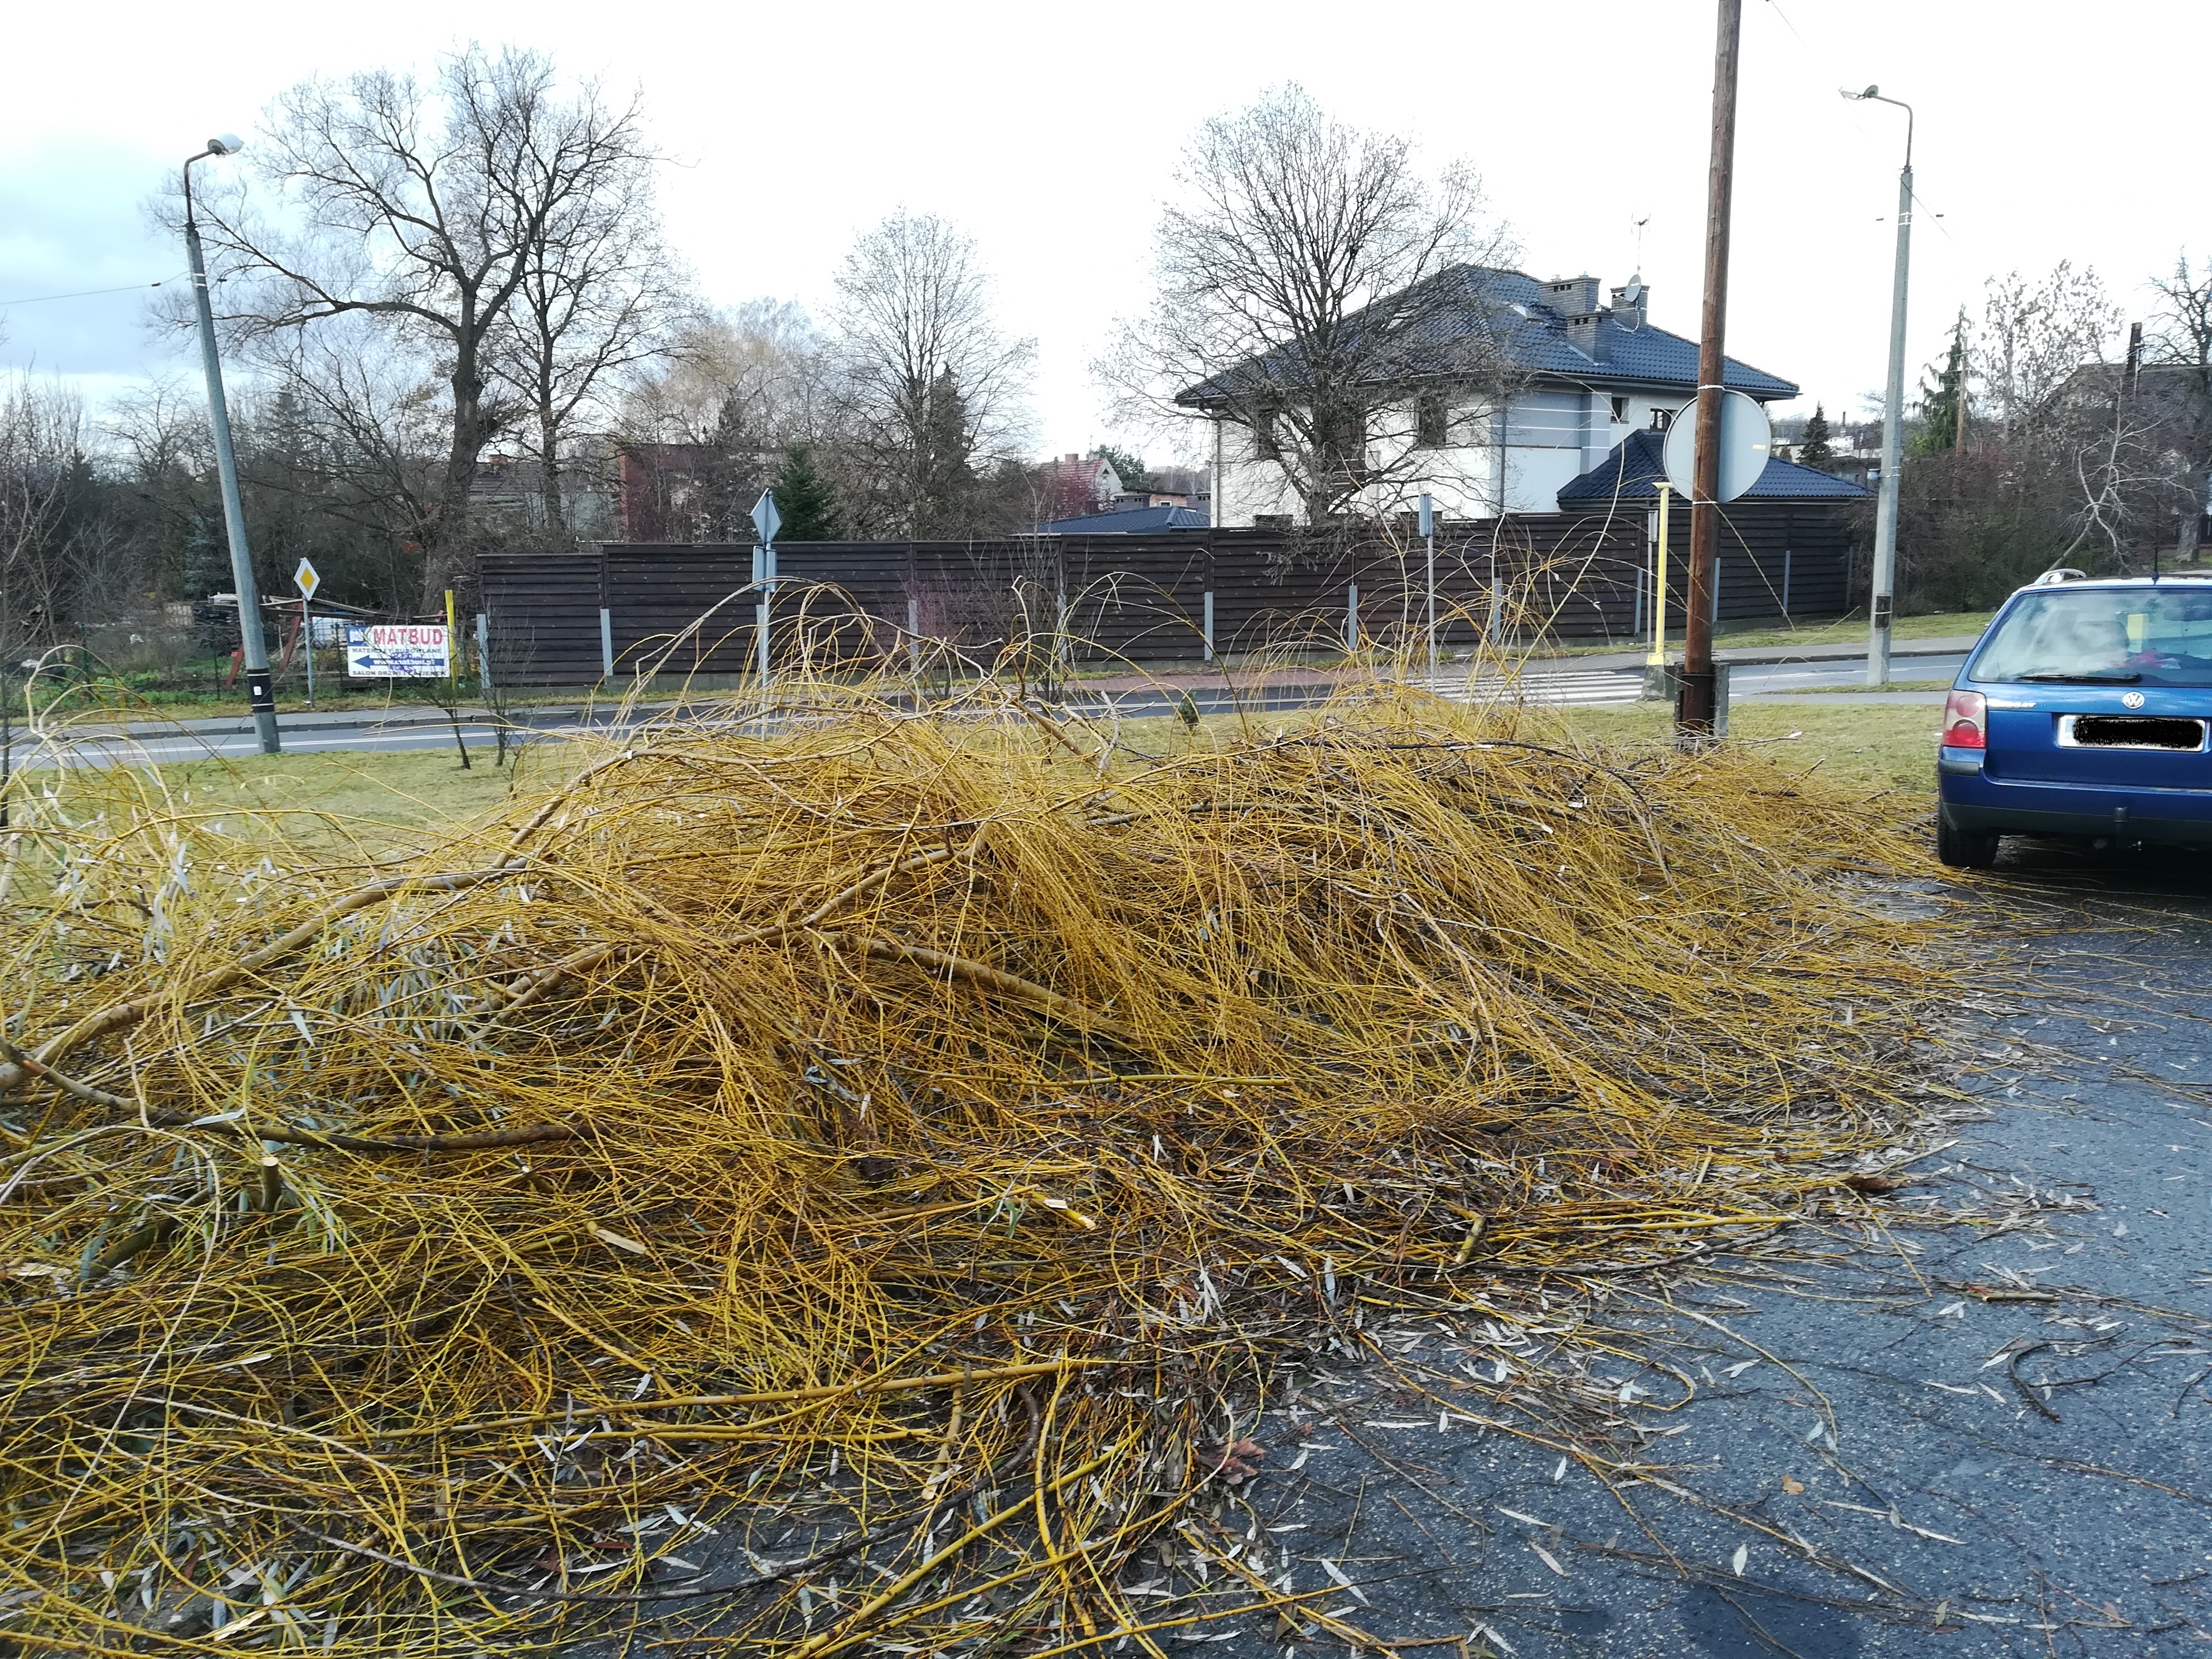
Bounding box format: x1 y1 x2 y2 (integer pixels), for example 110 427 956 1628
1556 426 1867 508
1177 266 1803 525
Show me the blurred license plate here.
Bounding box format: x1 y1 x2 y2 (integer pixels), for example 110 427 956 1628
2058 715 2206 751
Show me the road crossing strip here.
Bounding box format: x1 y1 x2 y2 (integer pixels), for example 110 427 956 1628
1411 668 1647 707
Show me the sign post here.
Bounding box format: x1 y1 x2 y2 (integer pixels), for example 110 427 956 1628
1418 493 1436 677
1676 0 1745 737
751 491 782 688
1659 387 1769 728
293 559 321 706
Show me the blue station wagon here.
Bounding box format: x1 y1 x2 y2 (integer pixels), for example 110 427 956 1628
1937 573 2212 867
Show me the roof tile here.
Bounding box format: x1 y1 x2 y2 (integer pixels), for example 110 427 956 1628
1556 428 1869 503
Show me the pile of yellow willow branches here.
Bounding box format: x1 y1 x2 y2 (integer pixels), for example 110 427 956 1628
0 689 1944 1655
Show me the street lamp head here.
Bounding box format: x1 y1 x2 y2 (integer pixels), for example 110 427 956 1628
1839 85 1880 100
206 134 245 157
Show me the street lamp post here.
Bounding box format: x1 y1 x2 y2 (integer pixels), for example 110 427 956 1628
182 135 279 755
1842 85 1913 688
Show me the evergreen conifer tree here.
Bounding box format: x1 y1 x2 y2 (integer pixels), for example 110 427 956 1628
1912 312 1971 454
770 444 843 541
181 508 229 600
1798 405 1835 472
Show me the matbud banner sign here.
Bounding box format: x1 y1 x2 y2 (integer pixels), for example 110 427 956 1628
345 623 452 679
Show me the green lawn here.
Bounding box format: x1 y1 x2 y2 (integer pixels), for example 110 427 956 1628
24 749 547 860
1550 700 1941 797
1497 610 1989 663
1705 610 1992 651
31 681 595 721
24 696 1939 864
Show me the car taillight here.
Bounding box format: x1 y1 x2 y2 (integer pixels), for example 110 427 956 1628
1942 688 1987 750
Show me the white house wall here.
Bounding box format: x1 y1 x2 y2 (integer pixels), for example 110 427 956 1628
1209 384 1701 525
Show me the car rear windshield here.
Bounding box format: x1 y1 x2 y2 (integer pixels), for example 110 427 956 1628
1971 586 2212 687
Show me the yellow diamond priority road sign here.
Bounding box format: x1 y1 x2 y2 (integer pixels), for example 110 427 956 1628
294 559 320 600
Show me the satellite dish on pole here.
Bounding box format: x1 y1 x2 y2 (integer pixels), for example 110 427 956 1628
1662 390 1773 503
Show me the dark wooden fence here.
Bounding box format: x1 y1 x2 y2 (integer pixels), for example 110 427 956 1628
477 502 1856 686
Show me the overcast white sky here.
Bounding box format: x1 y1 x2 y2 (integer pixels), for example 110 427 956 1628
1 0 2200 466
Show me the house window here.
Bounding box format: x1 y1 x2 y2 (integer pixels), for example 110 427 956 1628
1609 396 1628 423
1416 389 1450 448
1250 408 1279 459
1649 406 1677 432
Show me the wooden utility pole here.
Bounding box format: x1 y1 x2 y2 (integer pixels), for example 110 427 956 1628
1678 0 1742 736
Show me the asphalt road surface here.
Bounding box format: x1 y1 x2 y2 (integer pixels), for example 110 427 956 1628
1188 842 2212 1657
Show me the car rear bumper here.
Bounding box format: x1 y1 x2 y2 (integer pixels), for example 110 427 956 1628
1938 754 2212 846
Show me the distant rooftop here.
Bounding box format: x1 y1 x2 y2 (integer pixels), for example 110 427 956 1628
1035 504 1210 535
1177 265 1798 409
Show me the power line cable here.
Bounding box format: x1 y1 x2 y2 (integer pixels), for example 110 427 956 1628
0 276 184 308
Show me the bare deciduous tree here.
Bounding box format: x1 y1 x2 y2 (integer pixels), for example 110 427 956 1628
486 130 686 541
190 45 671 596
2148 252 2212 562
1108 84 1516 526
609 302 837 541
1 379 122 820
1977 262 2122 443
829 211 1033 537
254 324 452 583
620 300 829 447
1975 263 2208 568
0 379 111 642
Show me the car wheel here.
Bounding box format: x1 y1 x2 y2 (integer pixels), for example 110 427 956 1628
1936 813 2000 870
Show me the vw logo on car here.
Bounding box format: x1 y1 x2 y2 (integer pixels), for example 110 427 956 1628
2122 690 2147 709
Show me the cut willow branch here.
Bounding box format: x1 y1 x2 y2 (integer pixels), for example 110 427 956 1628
842 933 1142 1046
469 843 972 1033
13 867 516 1081
0 1042 576 1154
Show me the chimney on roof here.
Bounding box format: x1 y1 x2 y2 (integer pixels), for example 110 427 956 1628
1545 274 1601 317
1549 274 1607 361
1563 310 1607 362
1609 276 1648 330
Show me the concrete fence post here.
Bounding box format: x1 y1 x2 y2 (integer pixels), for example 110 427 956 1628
599 608 614 679
1345 585 1359 653
1202 590 1215 662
